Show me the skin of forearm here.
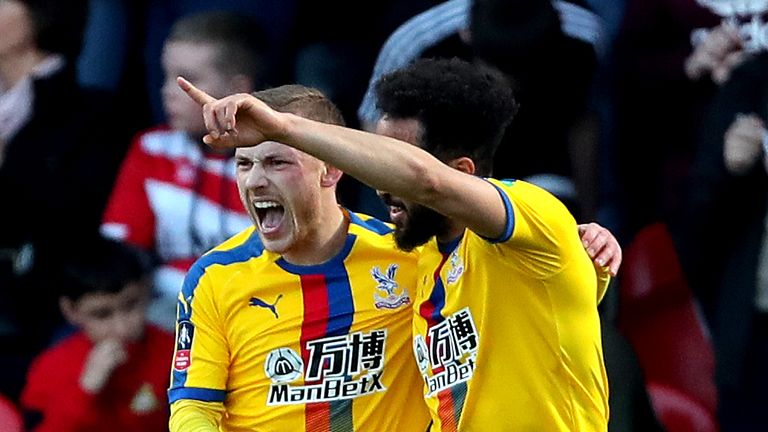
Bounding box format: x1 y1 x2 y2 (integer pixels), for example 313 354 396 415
275 112 508 239
281 113 450 206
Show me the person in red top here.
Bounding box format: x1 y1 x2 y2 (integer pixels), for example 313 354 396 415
100 11 270 330
20 236 173 431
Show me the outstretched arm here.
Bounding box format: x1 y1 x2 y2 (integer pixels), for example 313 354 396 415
180 78 623 274
178 77 509 239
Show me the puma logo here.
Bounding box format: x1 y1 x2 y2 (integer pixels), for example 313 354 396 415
249 294 283 319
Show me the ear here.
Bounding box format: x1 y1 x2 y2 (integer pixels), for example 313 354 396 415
320 164 343 187
230 74 254 94
448 156 476 175
59 297 80 326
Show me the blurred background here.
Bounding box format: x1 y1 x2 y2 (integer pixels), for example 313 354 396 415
1 0 768 431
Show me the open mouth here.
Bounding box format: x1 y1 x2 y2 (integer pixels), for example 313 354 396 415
381 196 406 224
252 200 285 234
389 204 404 219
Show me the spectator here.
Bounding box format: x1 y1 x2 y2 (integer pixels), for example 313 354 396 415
290 0 443 218
0 0 122 400
100 11 267 330
356 0 603 219
20 236 173 431
142 0 297 123
609 0 718 239
681 47 768 430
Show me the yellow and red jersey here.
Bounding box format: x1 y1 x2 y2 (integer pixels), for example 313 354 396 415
169 210 430 431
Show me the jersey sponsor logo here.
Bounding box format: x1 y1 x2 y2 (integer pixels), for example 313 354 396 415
371 264 411 309
413 335 430 373
174 320 194 371
249 294 283 319
266 330 388 405
446 250 464 285
267 374 385 406
265 348 304 383
415 308 479 397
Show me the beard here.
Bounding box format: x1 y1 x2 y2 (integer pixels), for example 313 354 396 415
393 203 450 251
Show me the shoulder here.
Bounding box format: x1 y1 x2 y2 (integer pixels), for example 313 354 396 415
182 227 262 295
212 225 259 251
481 178 577 241
347 211 394 235
347 210 420 259
488 178 566 207
190 226 262 272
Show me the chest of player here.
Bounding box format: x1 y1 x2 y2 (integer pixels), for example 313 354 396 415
216 255 417 393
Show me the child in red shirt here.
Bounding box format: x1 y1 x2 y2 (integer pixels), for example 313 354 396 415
21 237 174 431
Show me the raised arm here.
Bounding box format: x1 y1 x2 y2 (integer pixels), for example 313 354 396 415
178 77 509 239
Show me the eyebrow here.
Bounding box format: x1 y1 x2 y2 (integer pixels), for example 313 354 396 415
235 152 264 161
236 152 293 162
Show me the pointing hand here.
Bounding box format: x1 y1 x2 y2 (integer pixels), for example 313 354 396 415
177 76 287 149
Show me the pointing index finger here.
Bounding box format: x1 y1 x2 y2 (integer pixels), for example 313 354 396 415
177 76 215 105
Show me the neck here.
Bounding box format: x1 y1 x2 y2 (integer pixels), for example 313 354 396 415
436 219 465 245
281 202 348 266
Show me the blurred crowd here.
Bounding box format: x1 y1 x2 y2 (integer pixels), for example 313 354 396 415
0 0 767 431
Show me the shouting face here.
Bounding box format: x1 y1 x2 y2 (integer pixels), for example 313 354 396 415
235 141 335 256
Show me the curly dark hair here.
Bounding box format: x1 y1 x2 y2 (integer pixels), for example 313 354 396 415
374 58 518 176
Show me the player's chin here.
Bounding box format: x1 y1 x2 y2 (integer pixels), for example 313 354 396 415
258 234 292 254
391 213 408 232
393 226 430 252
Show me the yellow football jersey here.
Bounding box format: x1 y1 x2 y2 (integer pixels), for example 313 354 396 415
412 179 609 431
169 210 430 431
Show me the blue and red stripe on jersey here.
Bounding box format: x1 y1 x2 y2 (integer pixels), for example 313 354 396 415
277 234 357 431
418 236 468 431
